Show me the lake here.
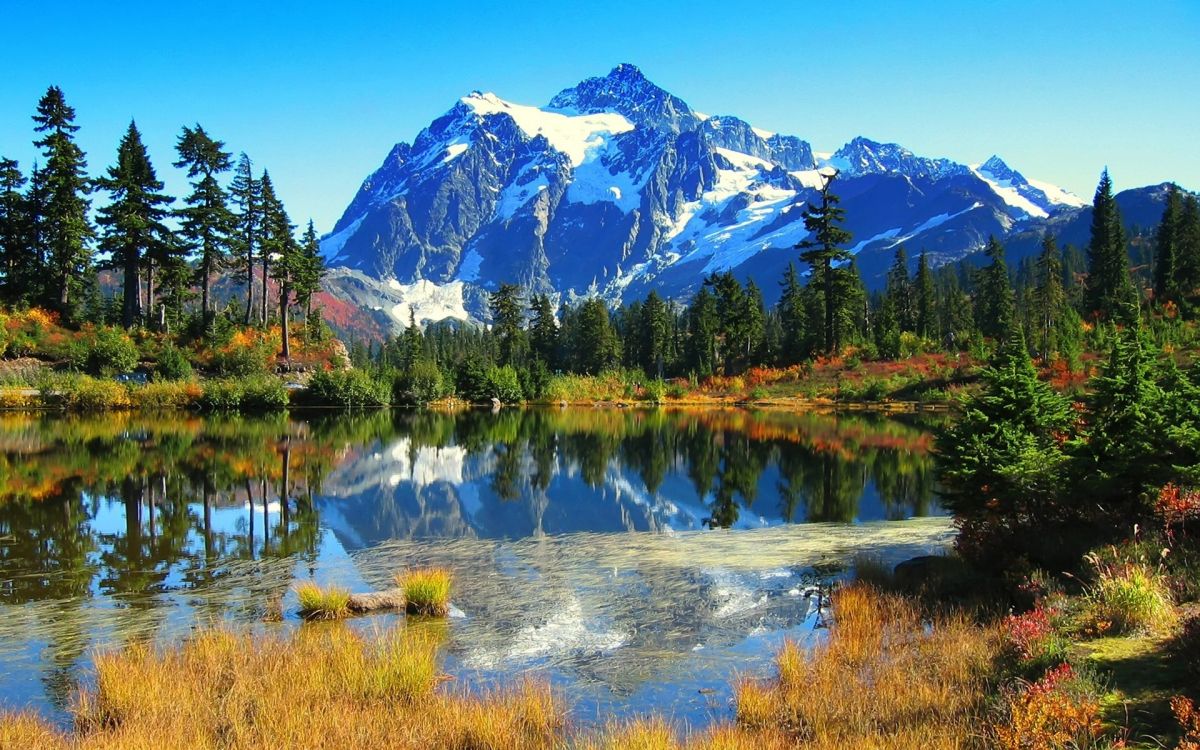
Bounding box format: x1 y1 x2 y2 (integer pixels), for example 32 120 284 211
0 407 953 727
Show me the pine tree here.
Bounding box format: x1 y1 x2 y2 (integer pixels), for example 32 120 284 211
640 290 670 378
687 287 718 377
975 236 1015 341
32 86 93 314
1084 169 1137 323
263 175 299 358
489 283 526 367
796 172 853 353
1033 233 1076 360
174 124 234 331
935 331 1073 564
96 122 175 328
1177 194 1200 306
528 294 559 369
743 280 766 366
229 153 261 325
885 245 914 332
257 172 280 324
778 262 806 362
0 158 30 304
293 220 325 327
573 297 618 374
914 251 937 340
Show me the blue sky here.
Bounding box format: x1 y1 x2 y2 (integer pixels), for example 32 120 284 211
1 1 1196 234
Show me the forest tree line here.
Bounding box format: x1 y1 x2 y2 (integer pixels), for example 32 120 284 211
0 86 327 355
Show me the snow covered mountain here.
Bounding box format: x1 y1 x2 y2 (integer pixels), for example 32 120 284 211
321 64 1088 329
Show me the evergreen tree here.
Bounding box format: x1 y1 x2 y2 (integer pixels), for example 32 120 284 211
935 331 1073 565
1033 232 1082 362
1084 169 1137 323
639 290 670 378
293 220 325 325
174 124 233 331
262 173 299 357
743 280 766 365
229 153 261 325
796 171 853 353
914 251 937 340
885 245 914 332
96 122 174 328
489 283 526 367
1177 194 1200 306
975 236 1015 341
528 293 560 369
687 286 718 377
778 262 806 362
32 86 93 314
0 158 30 303
572 297 618 374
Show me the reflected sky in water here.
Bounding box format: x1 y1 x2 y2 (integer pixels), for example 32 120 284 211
0 407 951 726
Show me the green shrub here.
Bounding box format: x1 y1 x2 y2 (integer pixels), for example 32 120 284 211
199 377 288 411
487 365 523 403
395 360 444 405
154 344 195 382
305 369 390 408
70 326 140 376
749 386 769 401
642 379 666 403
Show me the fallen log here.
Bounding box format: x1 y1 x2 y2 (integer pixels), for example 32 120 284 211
347 588 405 613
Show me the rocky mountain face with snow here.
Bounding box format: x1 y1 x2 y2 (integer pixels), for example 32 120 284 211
321 64 1097 330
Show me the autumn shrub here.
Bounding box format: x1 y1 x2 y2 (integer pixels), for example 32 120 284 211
992 663 1105 750
38 374 132 411
208 328 277 376
0 386 34 409
1001 606 1068 674
1172 696 1200 750
135 381 203 410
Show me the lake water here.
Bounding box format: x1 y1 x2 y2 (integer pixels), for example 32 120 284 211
0 407 953 727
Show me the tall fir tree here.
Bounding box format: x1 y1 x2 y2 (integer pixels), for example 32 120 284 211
32 86 93 314
489 283 526 367
96 122 175 328
640 290 670 378
174 124 234 331
796 171 853 353
1033 232 1079 361
528 293 560 369
229 153 261 325
1084 169 1137 323
777 262 807 362
572 297 619 374
1153 184 1183 305
262 174 299 357
914 251 937 340
885 245 914 332
0 158 30 304
1177 193 1200 306
293 219 325 325
975 236 1015 341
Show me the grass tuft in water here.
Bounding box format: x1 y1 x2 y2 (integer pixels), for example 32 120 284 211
294 581 352 621
397 567 453 617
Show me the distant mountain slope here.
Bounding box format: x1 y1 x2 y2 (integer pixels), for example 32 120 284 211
318 64 1150 329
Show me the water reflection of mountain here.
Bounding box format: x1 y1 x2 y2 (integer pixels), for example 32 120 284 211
314 409 943 550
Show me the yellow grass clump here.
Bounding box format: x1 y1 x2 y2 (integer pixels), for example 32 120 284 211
397 567 453 616
732 583 999 750
5 625 564 750
294 581 352 620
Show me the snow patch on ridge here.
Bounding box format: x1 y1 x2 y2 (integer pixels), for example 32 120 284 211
386 278 469 326
321 214 366 262
463 91 634 167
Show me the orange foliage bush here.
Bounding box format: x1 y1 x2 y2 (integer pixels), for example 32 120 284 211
993 664 1104 750
1172 696 1200 750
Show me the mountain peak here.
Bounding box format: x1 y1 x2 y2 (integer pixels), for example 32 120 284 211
979 155 1021 183
548 64 698 133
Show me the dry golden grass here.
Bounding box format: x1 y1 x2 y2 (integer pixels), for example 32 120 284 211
732 583 999 750
7 624 564 750
396 567 453 617
0 584 1005 750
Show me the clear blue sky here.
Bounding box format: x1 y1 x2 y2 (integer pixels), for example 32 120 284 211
1 0 1196 234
